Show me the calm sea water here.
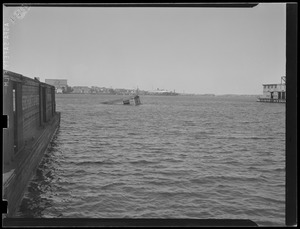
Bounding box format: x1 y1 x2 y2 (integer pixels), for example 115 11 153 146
16 94 285 226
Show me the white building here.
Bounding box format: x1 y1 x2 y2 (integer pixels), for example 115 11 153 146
257 76 286 103
262 83 286 100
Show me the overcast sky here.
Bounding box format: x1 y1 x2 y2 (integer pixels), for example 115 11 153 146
3 4 286 95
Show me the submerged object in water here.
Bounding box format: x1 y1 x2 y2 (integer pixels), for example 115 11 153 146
102 95 141 106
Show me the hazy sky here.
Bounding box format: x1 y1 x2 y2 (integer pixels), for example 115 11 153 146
3 4 286 94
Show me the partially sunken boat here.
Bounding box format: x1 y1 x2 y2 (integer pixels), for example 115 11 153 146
257 76 286 103
102 95 141 106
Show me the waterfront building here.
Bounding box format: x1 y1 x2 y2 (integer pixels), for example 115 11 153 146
72 86 91 94
257 76 286 103
147 88 178 95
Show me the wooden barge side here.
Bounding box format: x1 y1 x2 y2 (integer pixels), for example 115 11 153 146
3 70 61 217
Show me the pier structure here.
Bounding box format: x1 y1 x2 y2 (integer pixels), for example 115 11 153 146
257 76 286 103
3 70 61 217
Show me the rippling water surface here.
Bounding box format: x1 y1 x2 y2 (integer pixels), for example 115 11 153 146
16 94 285 226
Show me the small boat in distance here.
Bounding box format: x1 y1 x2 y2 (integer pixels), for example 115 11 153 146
102 94 141 106
123 95 141 105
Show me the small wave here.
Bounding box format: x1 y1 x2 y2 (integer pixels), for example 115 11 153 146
74 169 88 174
129 160 158 165
155 169 189 177
213 134 275 140
75 160 119 166
253 166 285 173
127 132 139 136
248 136 275 140
190 175 260 184
101 182 125 190
194 135 209 140
146 180 167 186
151 190 193 198
147 147 165 151
274 167 285 172
251 195 285 205
182 121 196 126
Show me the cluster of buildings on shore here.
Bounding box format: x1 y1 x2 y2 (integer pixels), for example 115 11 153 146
44 76 286 102
44 79 178 95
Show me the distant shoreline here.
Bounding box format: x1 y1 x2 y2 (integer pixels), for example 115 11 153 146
57 93 260 97
215 94 260 97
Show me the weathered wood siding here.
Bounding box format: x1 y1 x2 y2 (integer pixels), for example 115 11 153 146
3 70 61 217
3 70 57 166
4 114 60 217
22 84 40 142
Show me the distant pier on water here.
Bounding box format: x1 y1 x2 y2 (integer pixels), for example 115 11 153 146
257 76 286 103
